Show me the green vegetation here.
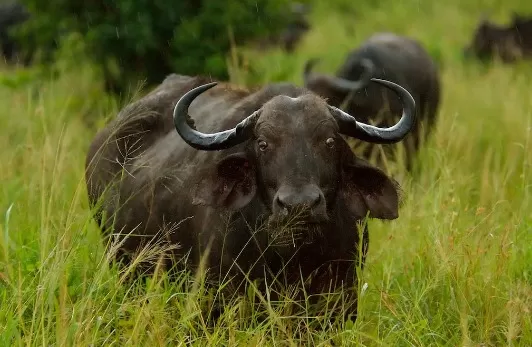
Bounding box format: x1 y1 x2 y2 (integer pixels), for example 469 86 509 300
1 0 531 345
14 0 297 95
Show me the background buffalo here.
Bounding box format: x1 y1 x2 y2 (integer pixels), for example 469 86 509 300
303 33 441 172
464 13 532 62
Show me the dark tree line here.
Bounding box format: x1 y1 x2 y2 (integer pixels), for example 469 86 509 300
2 0 309 95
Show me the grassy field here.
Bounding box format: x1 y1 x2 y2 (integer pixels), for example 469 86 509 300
1 0 531 345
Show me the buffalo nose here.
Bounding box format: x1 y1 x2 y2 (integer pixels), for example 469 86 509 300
274 184 325 214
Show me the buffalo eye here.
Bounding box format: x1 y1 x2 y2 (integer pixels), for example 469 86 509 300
258 140 268 152
325 137 335 148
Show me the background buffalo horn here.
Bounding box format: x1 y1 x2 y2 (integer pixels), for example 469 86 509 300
173 82 260 151
328 78 416 144
303 58 375 92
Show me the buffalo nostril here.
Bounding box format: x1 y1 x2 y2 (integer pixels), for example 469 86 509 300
310 194 322 209
276 196 287 210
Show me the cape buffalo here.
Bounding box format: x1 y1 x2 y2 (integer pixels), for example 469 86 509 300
85 73 416 322
302 32 441 172
464 13 532 62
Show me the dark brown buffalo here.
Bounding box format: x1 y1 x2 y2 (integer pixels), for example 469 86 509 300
303 32 441 172
464 13 532 62
85 73 416 322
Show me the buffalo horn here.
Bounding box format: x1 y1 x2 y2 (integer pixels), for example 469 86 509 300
328 78 416 144
173 78 416 150
172 82 260 151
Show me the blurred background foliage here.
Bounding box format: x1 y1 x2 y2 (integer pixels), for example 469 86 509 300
7 0 306 96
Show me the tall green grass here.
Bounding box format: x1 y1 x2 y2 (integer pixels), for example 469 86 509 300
1 0 531 345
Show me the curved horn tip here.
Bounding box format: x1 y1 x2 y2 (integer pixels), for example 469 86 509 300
174 82 218 111
193 81 218 93
369 78 416 106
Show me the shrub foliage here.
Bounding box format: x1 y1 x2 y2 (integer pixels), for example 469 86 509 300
14 0 295 94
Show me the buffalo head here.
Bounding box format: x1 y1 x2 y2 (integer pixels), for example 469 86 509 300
173 79 415 238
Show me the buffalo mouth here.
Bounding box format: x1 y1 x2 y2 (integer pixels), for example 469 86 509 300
266 209 326 248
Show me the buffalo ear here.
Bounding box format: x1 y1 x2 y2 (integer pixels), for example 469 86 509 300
340 158 400 220
192 153 257 210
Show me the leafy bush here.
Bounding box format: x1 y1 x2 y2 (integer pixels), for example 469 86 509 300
14 0 298 95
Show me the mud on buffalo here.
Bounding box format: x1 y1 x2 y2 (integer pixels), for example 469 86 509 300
85 73 416 322
303 32 441 172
